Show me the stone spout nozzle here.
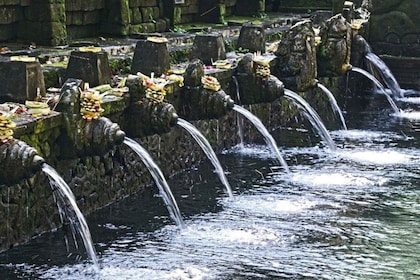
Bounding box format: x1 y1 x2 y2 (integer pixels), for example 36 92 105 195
32 155 46 173
226 96 235 110
169 111 179 127
114 130 126 145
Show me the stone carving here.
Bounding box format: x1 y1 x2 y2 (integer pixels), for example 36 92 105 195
176 59 234 120
0 139 45 186
55 79 125 158
235 53 284 105
274 20 317 91
237 24 266 53
317 14 352 76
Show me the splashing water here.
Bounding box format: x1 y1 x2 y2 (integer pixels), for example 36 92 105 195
232 105 290 172
365 52 402 98
123 137 185 227
177 118 234 198
42 163 98 267
283 89 337 150
350 67 401 114
317 82 347 130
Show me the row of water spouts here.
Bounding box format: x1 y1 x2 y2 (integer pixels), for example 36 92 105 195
40 44 407 270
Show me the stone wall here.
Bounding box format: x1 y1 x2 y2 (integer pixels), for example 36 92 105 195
369 0 420 57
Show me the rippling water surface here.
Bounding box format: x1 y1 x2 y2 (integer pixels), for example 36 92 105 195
1 96 420 279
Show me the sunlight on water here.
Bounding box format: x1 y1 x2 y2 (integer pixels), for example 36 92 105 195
223 143 274 159
227 195 317 215
392 110 420 120
330 129 410 142
341 149 418 165
289 171 385 187
397 97 420 104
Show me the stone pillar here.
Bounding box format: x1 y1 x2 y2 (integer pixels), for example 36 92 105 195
0 58 46 103
237 23 266 53
66 50 111 87
190 33 226 65
131 38 170 76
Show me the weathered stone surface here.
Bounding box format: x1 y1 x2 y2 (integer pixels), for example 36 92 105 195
235 0 264 16
0 7 21 24
237 24 266 53
0 59 46 103
131 39 170 76
274 20 317 91
65 50 111 87
190 33 226 65
317 14 352 76
131 7 143 24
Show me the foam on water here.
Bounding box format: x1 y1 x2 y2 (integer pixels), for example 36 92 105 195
330 129 410 142
340 149 418 165
392 111 420 120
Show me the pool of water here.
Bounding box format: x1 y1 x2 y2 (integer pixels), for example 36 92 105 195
1 94 420 279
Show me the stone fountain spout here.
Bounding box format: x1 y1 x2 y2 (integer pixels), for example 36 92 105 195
55 79 126 158
174 59 235 120
273 20 317 92
235 53 284 104
123 75 180 137
317 14 352 76
0 139 45 186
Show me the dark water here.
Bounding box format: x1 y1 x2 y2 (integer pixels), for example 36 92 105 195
1 94 420 279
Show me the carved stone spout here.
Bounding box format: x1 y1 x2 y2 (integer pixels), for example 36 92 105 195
317 14 352 76
0 139 45 186
125 100 179 137
235 53 284 104
175 59 235 120
274 20 317 91
55 79 126 159
73 117 125 157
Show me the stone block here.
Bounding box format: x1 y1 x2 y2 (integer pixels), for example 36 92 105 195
155 18 168 32
190 33 226 65
129 0 142 8
70 11 83 25
65 0 82 11
0 24 16 41
0 7 21 24
83 10 100 25
3 0 20 4
100 22 129 35
80 0 102 11
67 25 99 39
237 24 266 53
66 50 111 87
140 0 156 7
0 59 46 103
131 39 170 76
131 7 143 24
153 6 160 19
20 0 31 6
140 6 154 22
235 0 264 16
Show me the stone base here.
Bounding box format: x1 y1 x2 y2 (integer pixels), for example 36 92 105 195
0 59 45 103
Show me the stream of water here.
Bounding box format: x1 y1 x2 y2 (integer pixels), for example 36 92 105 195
317 82 347 130
177 118 234 198
284 89 337 150
123 137 184 227
233 104 290 172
